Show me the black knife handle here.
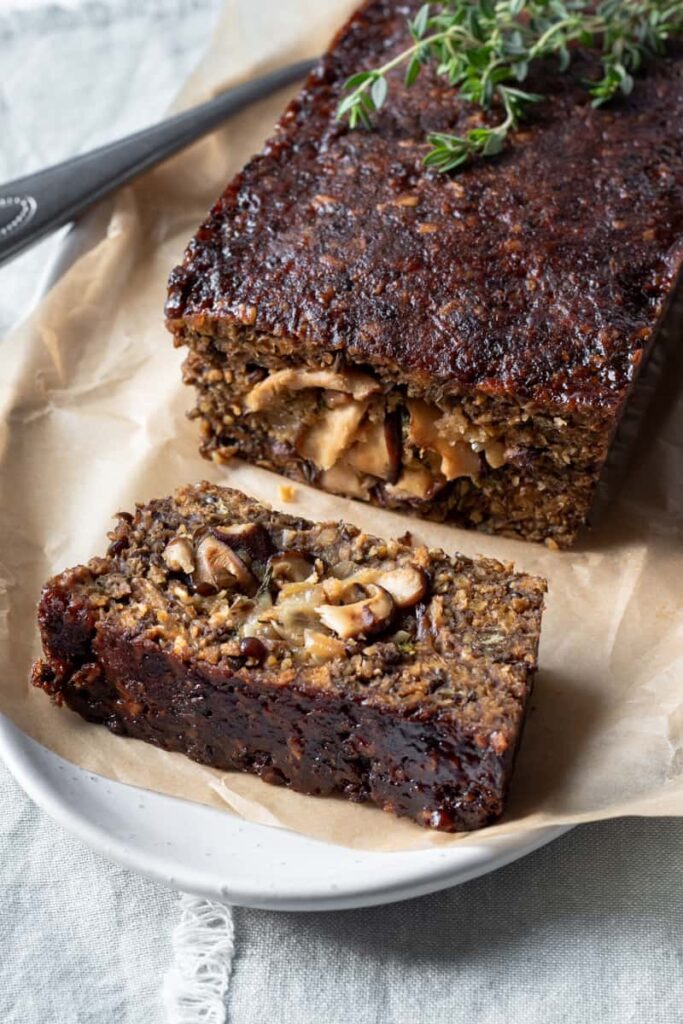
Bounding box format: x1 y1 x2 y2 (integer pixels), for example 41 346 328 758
0 58 316 268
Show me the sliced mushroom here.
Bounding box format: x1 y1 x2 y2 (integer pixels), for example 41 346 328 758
297 401 369 471
239 590 282 643
163 537 195 575
211 522 274 565
319 461 371 500
386 463 445 501
377 565 428 608
317 583 394 639
244 367 381 412
406 400 439 452
407 400 480 480
251 577 327 642
484 440 506 469
329 559 362 580
325 566 404 601
322 390 353 409
268 596 325 640
345 413 402 483
320 576 366 605
302 629 346 663
194 533 256 594
269 550 316 585
277 578 323 602
444 441 482 479
325 566 380 591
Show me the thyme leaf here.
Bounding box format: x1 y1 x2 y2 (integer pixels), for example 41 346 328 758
338 0 683 170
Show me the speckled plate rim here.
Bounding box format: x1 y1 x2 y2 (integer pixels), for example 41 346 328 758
0 715 570 911
0 214 570 912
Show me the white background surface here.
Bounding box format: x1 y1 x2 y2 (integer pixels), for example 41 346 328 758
1 2 682 1021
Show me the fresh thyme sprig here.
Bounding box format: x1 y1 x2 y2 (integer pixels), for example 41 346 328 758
337 0 683 171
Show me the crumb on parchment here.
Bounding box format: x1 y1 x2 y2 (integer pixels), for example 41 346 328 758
279 484 297 503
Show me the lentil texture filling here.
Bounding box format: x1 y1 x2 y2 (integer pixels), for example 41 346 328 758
181 330 607 547
32 483 546 831
166 0 683 548
45 483 542 701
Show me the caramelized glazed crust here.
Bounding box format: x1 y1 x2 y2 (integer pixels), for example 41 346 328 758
32 483 545 832
166 0 683 414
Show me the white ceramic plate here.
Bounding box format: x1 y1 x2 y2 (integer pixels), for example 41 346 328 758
0 216 569 911
0 715 568 911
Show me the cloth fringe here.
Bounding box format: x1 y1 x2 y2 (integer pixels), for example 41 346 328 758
162 894 235 1024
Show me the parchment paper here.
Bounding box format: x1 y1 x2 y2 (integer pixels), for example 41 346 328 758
1 0 682 852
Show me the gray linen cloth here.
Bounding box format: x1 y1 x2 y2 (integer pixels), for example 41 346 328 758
2 754 681 1023
0 3 681 1022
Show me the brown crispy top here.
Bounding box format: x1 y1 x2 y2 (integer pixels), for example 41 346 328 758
166 0 683 414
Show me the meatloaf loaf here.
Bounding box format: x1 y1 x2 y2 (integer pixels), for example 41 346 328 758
166 0 683 548
31 483 546 832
